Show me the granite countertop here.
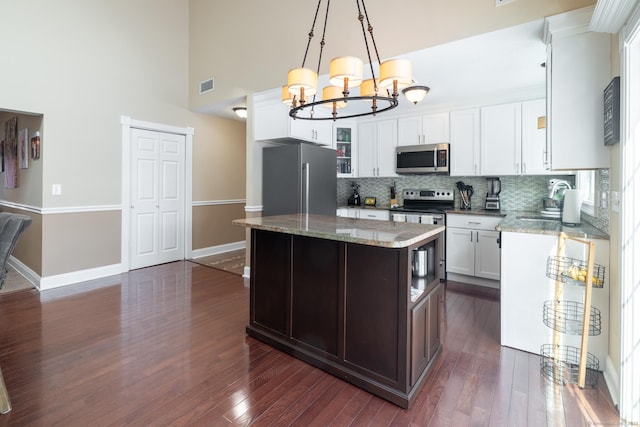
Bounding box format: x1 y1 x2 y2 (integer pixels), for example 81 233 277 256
233 214 444 248
496 211 609 240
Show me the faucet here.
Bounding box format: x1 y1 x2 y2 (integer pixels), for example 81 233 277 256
548 179 572 199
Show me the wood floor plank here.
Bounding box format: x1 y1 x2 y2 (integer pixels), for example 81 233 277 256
0 264 620 426
488 346 516 426
288 377 349 426
265 370 336 426
347 394 385 426
329 388 373 426
527 352 548 426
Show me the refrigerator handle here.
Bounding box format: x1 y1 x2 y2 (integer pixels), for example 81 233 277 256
303 162 310 214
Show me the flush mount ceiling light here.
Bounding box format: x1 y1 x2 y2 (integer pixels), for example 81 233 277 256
285 0 415 121
402 85 430 105
233 107 247 119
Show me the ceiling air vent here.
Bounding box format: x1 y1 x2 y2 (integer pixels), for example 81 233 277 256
200 77 214 94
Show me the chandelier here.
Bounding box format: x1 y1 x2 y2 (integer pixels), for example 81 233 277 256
285 0 416 121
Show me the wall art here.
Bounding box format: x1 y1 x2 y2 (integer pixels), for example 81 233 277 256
3 117 18 188
19 128 28 169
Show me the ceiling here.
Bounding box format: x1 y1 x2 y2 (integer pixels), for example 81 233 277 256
221 18 547 121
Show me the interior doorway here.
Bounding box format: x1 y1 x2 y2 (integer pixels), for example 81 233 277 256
120 117 194 272
129 128 185 270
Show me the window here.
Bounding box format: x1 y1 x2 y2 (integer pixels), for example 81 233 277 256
575 170 595 215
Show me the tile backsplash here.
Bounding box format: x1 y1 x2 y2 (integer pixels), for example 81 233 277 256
338 175 575 212
583 169 609 233
339 173 610 234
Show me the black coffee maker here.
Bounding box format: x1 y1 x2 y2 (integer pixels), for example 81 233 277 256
347 182 361 206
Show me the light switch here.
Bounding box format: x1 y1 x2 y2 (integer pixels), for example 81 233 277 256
52 184 62 195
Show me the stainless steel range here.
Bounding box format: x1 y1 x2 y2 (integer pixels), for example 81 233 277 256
390 189 454 279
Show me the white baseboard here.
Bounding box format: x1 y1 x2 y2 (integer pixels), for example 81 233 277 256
8 256 40 289
9 241 247 292
243 265 251 280
39 263 123 291
603 355 620 410
191 241 246 259
8 256 122 292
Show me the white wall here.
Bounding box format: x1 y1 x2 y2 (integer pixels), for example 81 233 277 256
1 0 191 208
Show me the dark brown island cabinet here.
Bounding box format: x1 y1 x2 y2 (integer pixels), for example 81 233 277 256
233 214 444 408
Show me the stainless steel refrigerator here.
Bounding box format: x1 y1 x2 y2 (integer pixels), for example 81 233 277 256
262 144 337 216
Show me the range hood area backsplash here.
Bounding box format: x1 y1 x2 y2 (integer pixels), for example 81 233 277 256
338 173 610 234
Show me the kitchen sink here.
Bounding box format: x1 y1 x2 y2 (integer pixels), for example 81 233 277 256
516 215 561 222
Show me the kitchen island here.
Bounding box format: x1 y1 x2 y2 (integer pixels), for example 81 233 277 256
233 214 444 408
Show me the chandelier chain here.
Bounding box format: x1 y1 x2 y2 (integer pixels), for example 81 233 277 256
308 0 332 112
356 0 379 95
301 0 323 68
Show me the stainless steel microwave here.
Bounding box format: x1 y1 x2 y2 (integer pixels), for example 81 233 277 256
396 143 450 175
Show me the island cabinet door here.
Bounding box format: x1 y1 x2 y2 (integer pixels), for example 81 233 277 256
251 229 290 335
291 235 340 356
410 283 442 386
344 244 407 388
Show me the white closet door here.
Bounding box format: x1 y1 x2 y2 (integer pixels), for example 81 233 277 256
130 129 185 269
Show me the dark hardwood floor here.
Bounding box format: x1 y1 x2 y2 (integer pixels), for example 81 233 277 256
0 261 620 426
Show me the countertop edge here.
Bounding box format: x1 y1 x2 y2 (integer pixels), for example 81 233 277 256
233 215 445 248
495 211 609 240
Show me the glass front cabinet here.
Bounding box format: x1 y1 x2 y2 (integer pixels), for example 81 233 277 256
334 121 357 177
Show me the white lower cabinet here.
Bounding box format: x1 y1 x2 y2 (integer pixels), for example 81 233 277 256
336 208 358 218
358 209 390 221
500 231 609 365
336 208 389 221
446 214 502 286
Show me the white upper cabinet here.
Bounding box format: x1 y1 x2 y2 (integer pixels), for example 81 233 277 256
398 113 449 146
290 118 333 146
358 119 398 178
254 100 332 146
480 102 522 176
449 108 480 176
521 99 549 175
544 7 611 170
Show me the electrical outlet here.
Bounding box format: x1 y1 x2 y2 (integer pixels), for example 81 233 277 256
496 0 516 6
52 184 62 196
